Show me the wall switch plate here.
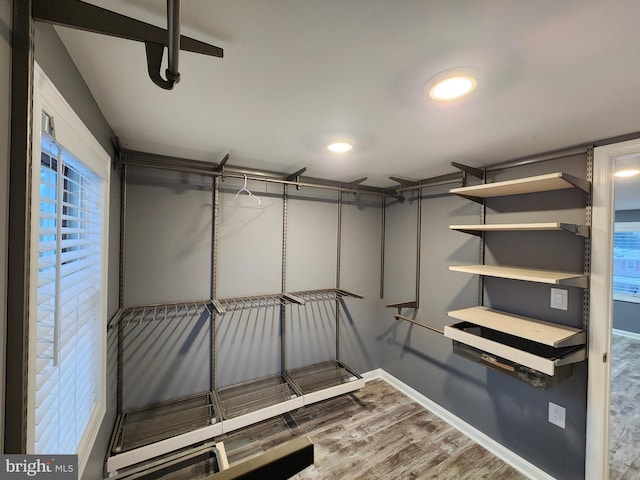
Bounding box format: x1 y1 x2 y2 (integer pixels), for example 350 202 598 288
550 288 568 311
548 402 566 429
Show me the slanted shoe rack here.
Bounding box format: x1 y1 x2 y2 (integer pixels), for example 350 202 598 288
106 159 369 475
445 164 592 389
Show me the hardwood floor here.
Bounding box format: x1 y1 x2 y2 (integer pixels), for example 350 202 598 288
610 333 640 480
215 379 525 479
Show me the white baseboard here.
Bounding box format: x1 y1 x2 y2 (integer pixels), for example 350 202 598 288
612 328 640 340
362 369 556 480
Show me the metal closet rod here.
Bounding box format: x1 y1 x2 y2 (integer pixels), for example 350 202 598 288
121 150 396 197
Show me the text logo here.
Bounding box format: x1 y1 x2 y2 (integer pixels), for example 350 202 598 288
1 455 77 480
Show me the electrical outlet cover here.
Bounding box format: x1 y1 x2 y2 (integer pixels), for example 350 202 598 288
550 288 568 311
548 401 566 429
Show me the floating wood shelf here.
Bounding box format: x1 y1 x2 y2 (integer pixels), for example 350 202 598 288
449 222 590 238
449 264 589 288
444 322 586 377
447 306 585 347
449 172 590 200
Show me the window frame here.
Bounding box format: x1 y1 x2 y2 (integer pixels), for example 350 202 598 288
612 221 640 304
28 64 110 476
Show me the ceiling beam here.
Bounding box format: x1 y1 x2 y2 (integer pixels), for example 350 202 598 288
32 0 223 89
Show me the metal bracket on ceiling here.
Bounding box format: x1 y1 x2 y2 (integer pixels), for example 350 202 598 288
285 167 307 190
389 176 419 203
32 0 223 90
451 161 484 187
341 177 367 194
215 154 230 180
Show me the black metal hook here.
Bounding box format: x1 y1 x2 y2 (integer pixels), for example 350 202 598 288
145 42 178 90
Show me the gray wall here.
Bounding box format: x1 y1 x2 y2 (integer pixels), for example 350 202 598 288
33 23 119 480
613 209 640 334
0 0 11 455
120 156 590 480
377 155 589 480
122 174 382 403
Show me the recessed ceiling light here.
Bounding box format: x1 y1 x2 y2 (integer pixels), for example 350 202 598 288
615 169 640 178
428 75 477 101
327 142 352 153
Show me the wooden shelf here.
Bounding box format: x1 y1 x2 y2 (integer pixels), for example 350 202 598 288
449 264 588 288
444 322 586 376
449 222 590 238
447 306 585 347
449 172 590 200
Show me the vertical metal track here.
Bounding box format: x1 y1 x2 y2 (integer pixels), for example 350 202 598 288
583 147 593 330
210 177 219 391
280 185 288 372
117 163 127 415
380 195 385 299
336 192 343 360
478 170 487 306
6 0 34 452
415 189 422 307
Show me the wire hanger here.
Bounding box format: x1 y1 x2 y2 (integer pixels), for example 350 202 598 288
232 174 261 205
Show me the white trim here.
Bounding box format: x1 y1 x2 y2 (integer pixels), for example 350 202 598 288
301 377 365 405
30 64 111 479
362 369 556 480
34 64 110 180
588 138 640 480
106 423 223 473
612 328 640 341
220 397 304 433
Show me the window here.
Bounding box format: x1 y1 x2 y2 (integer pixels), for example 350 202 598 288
29 65 110 475
613 221 640 303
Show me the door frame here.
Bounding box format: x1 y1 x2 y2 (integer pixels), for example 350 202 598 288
586 138 640 479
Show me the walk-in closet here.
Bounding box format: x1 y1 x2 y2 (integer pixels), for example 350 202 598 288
6 2 640 480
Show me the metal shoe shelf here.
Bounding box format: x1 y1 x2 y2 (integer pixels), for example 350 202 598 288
107 301 224 474
212 288 365 433
107 155 373 475
107 392 222 474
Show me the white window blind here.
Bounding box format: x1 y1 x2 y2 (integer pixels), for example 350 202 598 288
35 138 104 455
613 222 640 303
30 65 110 476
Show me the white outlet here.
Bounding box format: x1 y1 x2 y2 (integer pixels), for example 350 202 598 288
550 288 568 311
548 402 566 429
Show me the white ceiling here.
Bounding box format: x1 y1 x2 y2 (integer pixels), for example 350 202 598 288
55 0 640 189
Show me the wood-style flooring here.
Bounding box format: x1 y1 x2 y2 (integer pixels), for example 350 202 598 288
215 379 526 479
610 333 640 480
